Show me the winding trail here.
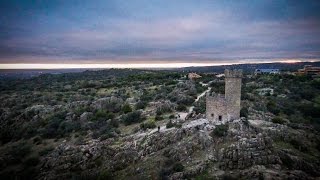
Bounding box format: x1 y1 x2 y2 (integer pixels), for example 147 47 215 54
178 81 212 120
133 81 212 139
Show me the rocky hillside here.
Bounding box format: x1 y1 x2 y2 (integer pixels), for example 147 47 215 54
0 69 320 179
28 117 320 179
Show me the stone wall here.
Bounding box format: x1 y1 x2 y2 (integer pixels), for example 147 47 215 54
206 94 227 124
206 69 242 124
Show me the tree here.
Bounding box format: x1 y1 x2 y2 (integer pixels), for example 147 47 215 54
122 104 132 114
122 111 145 125
140 120 156 130
155 114 163 121
272 117 285 124
135 101 147 110
177 104 187 111
211 124 228 137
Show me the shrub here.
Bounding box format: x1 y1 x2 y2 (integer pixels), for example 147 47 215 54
122 104 132 114
267 101 280 115
155 115 164 121
122 111 145 125
176 104 187 111
74 106 90 116
7 142 32 165
272 117 285 124
290 139 309 153
166 120 175 128
41 111 67 138
140 120 156 130
156 109 163 115
98 169 112 180
41 118 63 138
23 155 40 166
135 101 147 110
33 136 42 145
212 124 228 137
166 120 181 129
58 121 81 134
110 118 119 128
156 105 172 115
92 110 115 121
172 162 184 172
39 146 54 156
169 114 175 119
177 96 194 106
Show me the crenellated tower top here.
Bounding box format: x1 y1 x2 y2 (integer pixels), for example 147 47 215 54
224 69 243 78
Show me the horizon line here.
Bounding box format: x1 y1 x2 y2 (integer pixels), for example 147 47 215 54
0 59 318 69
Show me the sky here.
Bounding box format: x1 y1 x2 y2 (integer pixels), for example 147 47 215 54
0 0 320 68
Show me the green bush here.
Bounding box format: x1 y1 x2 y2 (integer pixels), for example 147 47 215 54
92 110 115 121
110 118 119 128
290 139 309 153
59 121 81 134
39 146 54 156
176 104 187 111
272 117 285 124
135 101 147 110
122 104 132 114
98 169 112 180
155 114 164 121
166 120 181 129
7 142 32 165
122 111 145 125
212 124 228 137
172 162 184 172
140 120 156 130
267 101 280 115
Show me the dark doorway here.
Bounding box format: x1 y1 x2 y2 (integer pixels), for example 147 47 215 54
219 115 222 121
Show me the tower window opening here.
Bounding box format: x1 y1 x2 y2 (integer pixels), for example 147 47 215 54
219 116 222 121
211 113 214 117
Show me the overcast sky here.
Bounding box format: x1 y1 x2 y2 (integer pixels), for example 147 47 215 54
0 0 320 65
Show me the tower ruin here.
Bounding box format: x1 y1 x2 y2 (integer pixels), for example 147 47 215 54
206 69 242 124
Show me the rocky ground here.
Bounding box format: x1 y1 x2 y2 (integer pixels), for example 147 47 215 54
35 115 320 179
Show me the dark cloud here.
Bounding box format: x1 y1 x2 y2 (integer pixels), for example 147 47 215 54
0 0 319 64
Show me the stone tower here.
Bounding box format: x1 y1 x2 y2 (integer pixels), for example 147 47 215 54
224 69 242 120
206 69 242 124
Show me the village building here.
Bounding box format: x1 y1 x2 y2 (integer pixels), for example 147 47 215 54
295 65 320 76
254 69 280 75
188 73 202 80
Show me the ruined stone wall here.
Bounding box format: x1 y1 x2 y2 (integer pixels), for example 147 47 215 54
225 69 242 120
206 94 228 124
206 69 242 124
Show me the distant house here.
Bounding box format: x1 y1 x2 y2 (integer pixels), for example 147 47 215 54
216 73 225 78
254 69 280 75
188 73 202 80
256 88 274 96
295 65 320 76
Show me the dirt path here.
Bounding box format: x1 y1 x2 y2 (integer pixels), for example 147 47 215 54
178 81 212 119
134 81 212 139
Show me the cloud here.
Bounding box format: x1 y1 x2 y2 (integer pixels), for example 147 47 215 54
0 0 320 63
